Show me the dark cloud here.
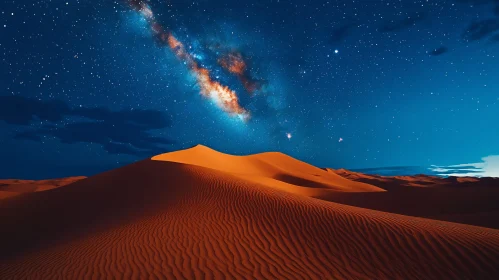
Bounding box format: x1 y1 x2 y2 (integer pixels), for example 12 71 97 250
463 18 499 40
102 142 143 156
73 106 170 129
453 1 499 18
353 166 418 172
351 166 439 176
429 46 449 56
0 96 71 125
454 1 499 44
330 23 357 43
454 0 496 3
379 13 426 33
1 95 173 157
454 0 499 5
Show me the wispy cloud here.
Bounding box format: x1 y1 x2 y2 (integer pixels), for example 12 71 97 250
0 95 174 157
430 155 499 177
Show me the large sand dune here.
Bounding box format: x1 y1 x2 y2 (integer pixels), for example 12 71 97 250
1 145 498 279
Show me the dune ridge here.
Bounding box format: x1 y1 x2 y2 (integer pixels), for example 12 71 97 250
1 145 499 279
153 145 384 193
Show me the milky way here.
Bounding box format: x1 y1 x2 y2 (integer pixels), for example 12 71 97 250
218 51 263 94
127 0 250 121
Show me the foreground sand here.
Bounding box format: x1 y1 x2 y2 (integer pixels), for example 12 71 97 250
1 145 498 279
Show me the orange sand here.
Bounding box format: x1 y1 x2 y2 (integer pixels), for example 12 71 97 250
0 176 85 199
327 169 499 229
1 145 498 279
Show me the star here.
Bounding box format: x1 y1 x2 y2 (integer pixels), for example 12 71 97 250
338 137 343 142
334 49 339 54
286 133 292 139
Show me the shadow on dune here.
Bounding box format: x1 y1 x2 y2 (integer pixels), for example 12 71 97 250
319 178 499 229
0 160 194 261
273 174 336 189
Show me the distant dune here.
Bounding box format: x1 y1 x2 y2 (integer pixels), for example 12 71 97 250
1 145 498 279
326 169 499 229
0 176 86 200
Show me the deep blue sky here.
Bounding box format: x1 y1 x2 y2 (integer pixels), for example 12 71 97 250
1 0 498 179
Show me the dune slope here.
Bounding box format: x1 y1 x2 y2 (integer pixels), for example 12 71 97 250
1 147 499 279
326 169 499 229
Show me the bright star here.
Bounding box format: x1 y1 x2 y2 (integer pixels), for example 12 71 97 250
286 133 292 139
334 49 339 54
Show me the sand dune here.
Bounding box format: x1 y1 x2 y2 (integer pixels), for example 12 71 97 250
330 168 485 189
1 146 499 279
153 145 384 194
0 176 85 200
327 169 499 229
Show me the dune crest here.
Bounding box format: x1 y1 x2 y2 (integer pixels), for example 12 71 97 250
1 145 499 279
153 145 384 193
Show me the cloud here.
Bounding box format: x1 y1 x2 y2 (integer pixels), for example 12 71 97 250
454 0 499 13
454 0 499 43
453 0 499 6
463 19 499 40
351 166 432 176
0 95 173 156
73 106 170 129
0 96 71 125
429 46 449 56
330 23 358 43
378 13 426 33
454 0 498 4
430 155 499 177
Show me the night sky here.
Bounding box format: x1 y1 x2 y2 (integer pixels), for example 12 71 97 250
1 0 499 179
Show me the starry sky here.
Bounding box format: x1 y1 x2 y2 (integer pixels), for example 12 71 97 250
1 0 499 179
